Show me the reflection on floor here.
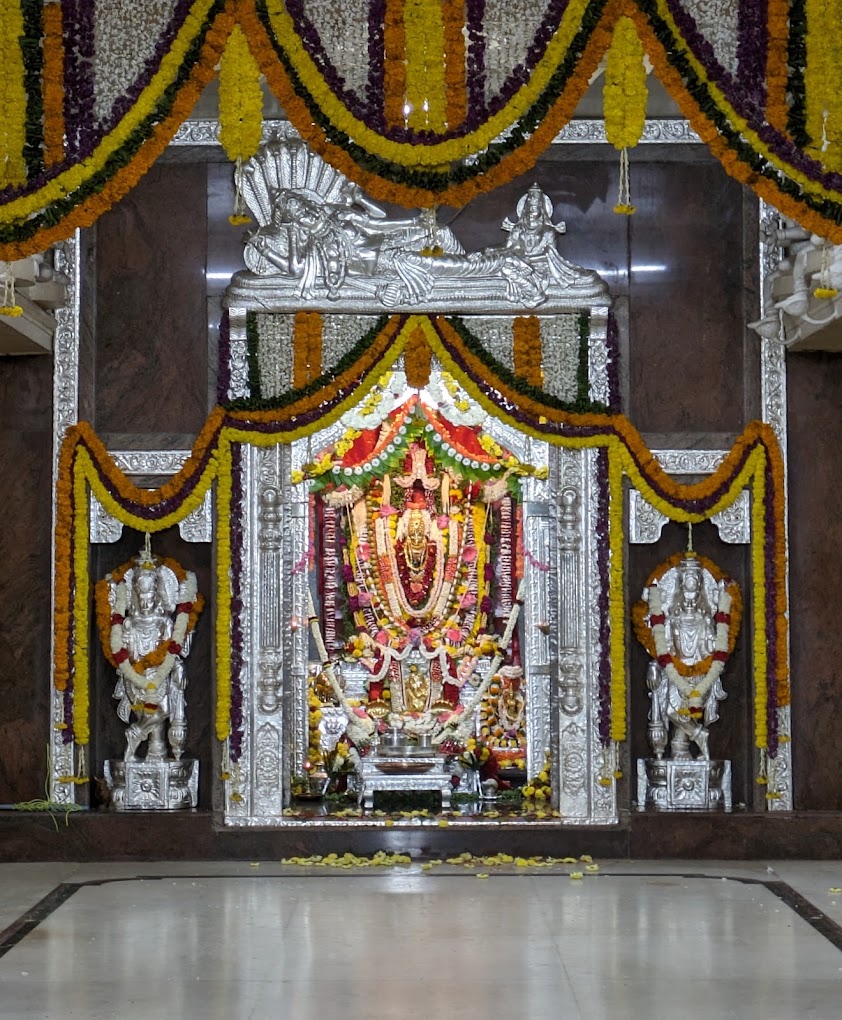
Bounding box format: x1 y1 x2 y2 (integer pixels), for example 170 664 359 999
1 859 841 1020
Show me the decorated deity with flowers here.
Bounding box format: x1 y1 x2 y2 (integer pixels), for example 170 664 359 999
298 369 540 753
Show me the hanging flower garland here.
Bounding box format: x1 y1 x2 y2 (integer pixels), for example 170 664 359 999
603 14 647 215
218 22 264 224
0 0 233 260
0 0 27 190
53 299 788 763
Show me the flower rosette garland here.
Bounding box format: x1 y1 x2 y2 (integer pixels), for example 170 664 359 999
632 552 742 722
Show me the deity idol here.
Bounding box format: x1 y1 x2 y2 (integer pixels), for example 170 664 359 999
641 555 736 760
98 545 202 763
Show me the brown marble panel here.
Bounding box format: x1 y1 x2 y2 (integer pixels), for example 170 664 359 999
627 161 747 432
787 351 842 811
0 358 53 803
94 163 210 435
0 452 52 802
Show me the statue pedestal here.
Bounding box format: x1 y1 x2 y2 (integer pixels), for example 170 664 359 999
104 759 199 810
636 758 731 812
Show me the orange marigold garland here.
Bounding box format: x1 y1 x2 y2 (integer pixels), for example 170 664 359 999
42 0 66 167
512 316 543 389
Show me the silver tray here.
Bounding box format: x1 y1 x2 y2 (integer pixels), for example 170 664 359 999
376 744 437 758
373 759 437 774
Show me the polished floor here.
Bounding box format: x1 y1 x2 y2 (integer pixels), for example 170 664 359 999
1 859 841 1019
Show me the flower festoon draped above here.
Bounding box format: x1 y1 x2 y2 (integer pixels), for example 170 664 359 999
0 0 841 258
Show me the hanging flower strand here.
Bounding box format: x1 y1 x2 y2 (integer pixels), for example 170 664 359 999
0 261 23 316
603 16 647 216
813 240 839 299
218 23 264 225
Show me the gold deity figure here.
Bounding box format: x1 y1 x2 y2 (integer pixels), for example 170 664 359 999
404 508 430 573
403 663 431 713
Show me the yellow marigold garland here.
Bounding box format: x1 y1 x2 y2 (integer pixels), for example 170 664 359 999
0 0 27 190
804 0 842 171
603 15 647 215
53 312 788 759
632 1 842 242
0 0 234 261
218 22 264 223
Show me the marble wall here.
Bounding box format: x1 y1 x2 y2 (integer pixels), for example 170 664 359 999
0 140 838 837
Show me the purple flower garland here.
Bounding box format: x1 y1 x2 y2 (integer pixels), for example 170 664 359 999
62 0 96 160
217 311 231 405
465 0 487 130
595 447 612 746
606 311 621 414
229 442 245 761
736 0 769 112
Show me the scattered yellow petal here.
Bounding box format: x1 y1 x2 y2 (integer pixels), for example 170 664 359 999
585 864 599 873
561 857 577 864
438 819 449 827
385 819 394 827
569 871 584 880
476 873 489 879
249 862 260 868
829 887 842 894
580 854 593 863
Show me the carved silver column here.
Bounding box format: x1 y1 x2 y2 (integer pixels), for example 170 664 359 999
758 202 793 811
49 233 81 803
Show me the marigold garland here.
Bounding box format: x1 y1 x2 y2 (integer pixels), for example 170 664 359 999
403 324 433 388
0 0 233 260
0 0 27 190
218 22 264 162
41 0 65 168
292 310 323 390
603 15 646 215
53 313 788 762
3 2 842 252
513 316 543 389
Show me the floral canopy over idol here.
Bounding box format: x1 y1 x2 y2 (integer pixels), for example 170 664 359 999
298 368 541 758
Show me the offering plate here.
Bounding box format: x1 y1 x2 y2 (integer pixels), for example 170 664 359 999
377 744 437 758
373 758 437 774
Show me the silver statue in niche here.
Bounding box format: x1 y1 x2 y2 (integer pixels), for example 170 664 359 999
226 133 608 312
634 550 741 812
100 539 202 809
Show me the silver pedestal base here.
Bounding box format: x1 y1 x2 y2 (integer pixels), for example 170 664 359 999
637 758 731 812
358 756 453 812
105 759 199 810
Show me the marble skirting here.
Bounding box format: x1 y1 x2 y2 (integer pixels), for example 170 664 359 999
2 810 842 863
